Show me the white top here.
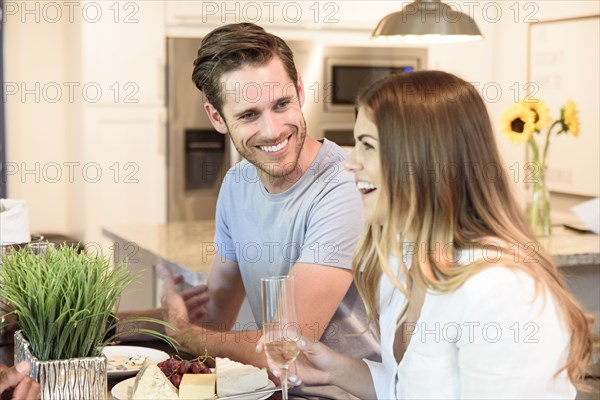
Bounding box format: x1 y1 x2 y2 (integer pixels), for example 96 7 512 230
364 249 575 399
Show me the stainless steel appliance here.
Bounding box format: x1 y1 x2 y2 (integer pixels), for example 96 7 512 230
320 45 427 147
167 37 236 222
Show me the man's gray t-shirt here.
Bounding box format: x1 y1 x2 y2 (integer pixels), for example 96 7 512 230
213 139 379 362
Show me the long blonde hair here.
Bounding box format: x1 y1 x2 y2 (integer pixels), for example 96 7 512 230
352 71 592 385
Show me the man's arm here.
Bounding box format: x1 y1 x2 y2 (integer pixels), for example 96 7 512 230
289 263 354 343
198 255 246 330
161 261 353 369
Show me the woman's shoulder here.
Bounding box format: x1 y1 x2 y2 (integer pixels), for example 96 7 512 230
457 265 538 301
449 265 563 327
465 264 535 286
453 245 539 297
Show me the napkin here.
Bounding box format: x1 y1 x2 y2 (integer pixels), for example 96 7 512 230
570 197 600 234
0 199 31 245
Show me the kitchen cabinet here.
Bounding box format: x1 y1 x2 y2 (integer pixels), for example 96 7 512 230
77 1 167 254
82 106 167 255
81 0 165 106
165 1 401 33
166 0 317 29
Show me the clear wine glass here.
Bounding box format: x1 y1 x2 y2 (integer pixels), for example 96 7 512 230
261 275 301 400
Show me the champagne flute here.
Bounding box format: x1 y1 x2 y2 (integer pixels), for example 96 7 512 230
261 275 301 400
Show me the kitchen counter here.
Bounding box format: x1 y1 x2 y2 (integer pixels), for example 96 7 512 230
102 222 216 311
103 222 599 272
103 222 600 378
102 222 599 311
542 227 600 267
103 221 217 284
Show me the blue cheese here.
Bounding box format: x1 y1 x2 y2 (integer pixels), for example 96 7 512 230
130 359 178 399
107 354 146 371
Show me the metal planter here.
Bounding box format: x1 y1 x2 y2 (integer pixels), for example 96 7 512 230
14 330 107 400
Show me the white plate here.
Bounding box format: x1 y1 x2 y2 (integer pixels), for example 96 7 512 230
111 377 276 400
102 346 170 378
110 377 135 400
218 380 276 400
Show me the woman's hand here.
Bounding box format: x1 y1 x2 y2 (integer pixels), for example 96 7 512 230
0 361 41 399
256 337 341 387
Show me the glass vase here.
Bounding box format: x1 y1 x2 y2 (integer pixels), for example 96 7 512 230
526 165 551 237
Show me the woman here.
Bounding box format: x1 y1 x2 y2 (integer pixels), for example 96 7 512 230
262 71 592 399
0 361 40 399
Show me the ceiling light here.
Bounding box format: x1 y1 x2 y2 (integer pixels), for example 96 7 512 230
372 0 483 44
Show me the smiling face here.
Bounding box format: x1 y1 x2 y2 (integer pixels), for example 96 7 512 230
203 57 306 190
345 107 386 225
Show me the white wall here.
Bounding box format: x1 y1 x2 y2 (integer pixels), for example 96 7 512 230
4 1 599 242
4 6 82 237
490 0 600 218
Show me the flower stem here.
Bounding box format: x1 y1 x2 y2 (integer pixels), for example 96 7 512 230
541 120 561 167
528 135 540 165
527 135 551 236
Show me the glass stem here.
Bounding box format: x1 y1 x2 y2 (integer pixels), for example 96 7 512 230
281 367 289 400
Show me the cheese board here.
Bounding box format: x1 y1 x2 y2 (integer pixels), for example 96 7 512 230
111 377 276 400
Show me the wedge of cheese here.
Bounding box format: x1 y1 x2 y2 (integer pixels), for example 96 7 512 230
216 357 269 398
178 373 216 400
130 358 178 400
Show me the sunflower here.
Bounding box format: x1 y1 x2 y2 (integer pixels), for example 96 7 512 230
561 99 580 136
526 100 551 131
501 102 536 144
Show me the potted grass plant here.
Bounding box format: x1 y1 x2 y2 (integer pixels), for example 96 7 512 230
0 244 176 399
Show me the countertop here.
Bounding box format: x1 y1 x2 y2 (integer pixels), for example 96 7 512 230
541 227 600 267
102 222 600 382
103 221 217 286
103 222 599 279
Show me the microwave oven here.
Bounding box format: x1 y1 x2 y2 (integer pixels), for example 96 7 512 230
318 46 427 146
325 56 420 113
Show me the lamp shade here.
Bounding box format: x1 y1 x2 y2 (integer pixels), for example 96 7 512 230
372 0 483 43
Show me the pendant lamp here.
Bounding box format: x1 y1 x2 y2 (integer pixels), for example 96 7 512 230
372 0 483 43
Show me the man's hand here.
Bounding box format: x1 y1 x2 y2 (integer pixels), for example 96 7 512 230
157 265 215 356
0 361 41 399
172 274 210 323
157 264 191 336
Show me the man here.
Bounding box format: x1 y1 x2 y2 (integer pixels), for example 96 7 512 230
129 23 379 399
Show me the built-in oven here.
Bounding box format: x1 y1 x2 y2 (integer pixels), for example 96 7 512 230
184 129 226 191
167 37 237 222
